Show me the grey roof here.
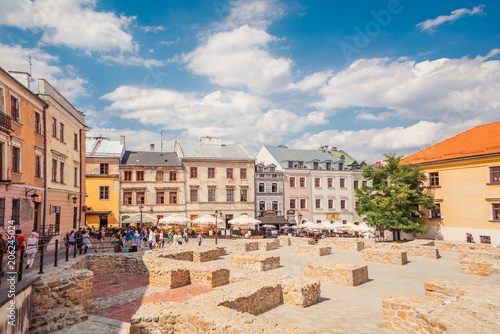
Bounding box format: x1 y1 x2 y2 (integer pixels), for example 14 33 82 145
86 138 124 158
263 146 340 169
177 142 253 161
121 151 181 166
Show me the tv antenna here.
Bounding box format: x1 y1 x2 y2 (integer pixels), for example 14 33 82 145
22 54 35 83
160 130 164 155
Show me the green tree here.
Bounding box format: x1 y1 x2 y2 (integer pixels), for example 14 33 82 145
355 153 434 240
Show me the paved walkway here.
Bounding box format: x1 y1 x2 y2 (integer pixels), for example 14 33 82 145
54 238 500 333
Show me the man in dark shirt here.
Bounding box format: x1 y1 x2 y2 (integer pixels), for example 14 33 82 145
14 229 26 274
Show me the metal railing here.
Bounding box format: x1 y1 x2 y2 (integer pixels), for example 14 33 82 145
0 111 12 130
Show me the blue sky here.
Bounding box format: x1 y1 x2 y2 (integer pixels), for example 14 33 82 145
1 0 499 162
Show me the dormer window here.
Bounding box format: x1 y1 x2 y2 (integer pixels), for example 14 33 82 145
270 166 275 172
297 161 304 168
339 163 344 171
257 166 263 172
313 162 319 170
326 162 331 170
288 161 293 168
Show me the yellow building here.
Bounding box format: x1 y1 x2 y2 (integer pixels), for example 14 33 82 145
85 136 124 229
403 122 500 244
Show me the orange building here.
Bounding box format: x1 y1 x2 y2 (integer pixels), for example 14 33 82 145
403 122 500 244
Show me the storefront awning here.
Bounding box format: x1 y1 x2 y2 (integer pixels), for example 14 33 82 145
259 216 289 225
85 211 112 215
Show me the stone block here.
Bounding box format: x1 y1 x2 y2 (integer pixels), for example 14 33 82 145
458 250 500 276
361 249 408 265
189 267 230 288
296 245 331 256
278 236 291 246
258 239 279 251
318 237 364 251
149 268 191 289
290 237 316 246
230 239 259 252
231 253 280 271
304 261 369 286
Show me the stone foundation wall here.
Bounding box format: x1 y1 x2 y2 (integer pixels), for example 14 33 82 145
290 237 316 246
30 269 100 334
189 268 230 288
218 284 283 315
318 238 364 251
458 250 500 276
361 249 408 265
304 261 368 286
435 240 500 253
278 236 291 246
374 243 440 259
296 245 331 256
231 253 280 271
149 267 191 289
258 239 280 251
230 239 259 252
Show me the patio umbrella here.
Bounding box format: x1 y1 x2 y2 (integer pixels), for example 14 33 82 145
122 214 158 225
158 214 191 227
356 222 376 232
298 221 318 229
261 224 277 229
192 214 223 228
228 214 260 229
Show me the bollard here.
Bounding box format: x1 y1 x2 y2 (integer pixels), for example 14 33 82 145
66 240 69 262
18 246 25 282
54 239 58 267
38 242 44 275
74 239 77 258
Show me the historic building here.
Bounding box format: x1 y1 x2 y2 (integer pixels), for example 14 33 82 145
0 68 47 236
403 121 500 244
119 145 185 225
174 137 255 227
254 163 286 224
85 135 124 229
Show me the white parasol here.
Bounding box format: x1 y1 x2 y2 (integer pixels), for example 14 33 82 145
228 214 260 229
158 214 191 227
192 214 225 228
122 214 158 225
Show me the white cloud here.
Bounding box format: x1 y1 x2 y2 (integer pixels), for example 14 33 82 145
160 38 180 46
315 51 500 123
140 25 165 33
0 0 135 52
288 70 333 92
99 54 165 68
0 43 87 99
184 25 292 94
101 86 324 152
417 5 485 32
217 0 285 31
288 120 482 163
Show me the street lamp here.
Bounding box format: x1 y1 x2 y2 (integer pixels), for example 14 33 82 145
215 210 218 245
139 204 144 227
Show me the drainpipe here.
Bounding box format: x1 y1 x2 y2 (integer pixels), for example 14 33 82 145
42 105 48 237
79 129 83 229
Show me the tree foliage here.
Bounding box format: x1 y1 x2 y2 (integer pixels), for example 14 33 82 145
355 153 434 235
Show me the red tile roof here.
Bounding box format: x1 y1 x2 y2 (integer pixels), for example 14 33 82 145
403 121 500 164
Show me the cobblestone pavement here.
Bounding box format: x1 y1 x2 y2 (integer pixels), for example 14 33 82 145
54 238 500 334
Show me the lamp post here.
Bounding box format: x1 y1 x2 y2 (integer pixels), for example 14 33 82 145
139 204 144 227
215 210 218 245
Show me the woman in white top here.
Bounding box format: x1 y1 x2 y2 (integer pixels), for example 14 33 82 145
26 231 38 269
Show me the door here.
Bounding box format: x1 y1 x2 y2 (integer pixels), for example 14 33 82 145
33 202 40 231
99 215 108 229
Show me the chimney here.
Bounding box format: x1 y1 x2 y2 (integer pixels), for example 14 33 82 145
331 147 338 151
319 145 329 153
200 136 222 145
120 135 125 145
150 144 155 152
9 71 32 90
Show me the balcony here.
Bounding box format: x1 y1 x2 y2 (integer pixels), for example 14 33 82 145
0 111 12 131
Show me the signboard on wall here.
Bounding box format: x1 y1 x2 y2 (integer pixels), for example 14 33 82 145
327 213 339 219
52 206 60 213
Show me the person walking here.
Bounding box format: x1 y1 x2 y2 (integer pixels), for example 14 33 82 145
25 231 39 269
74 228 83 255
168 231 173 246
82 229 93 254
148 228 155 249
197 233 202 246
184 230 189 246
95 228 106 252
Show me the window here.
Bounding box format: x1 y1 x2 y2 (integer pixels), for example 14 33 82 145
490 167 500 183
136 171 144 181
297 161 304 168
35 156 42 178
299 177 305 188
340 178 346 188
190 214 198 221
100 163 109 175
12 198 20 225
270 166 275 172
169 192 177 204
123 192 132 205
10 96 19 122
99 186 109 200
289 177 296 187
34 112 42 134
492 204 500 221
272 201 278 211
313 162 319 170
340 200 346 209
326 162 331 170
156 171 164 181
0 198 4 228
52 159 57 182
288 161 293 168
257 165 263 172
327 178 333 187
429 172 439 187
227 189 234 202
339 163 344 171
74 167 78 187
354 181 359 189
272 183 277 193
315 199 321 209
272 174 277 178
328 199 333 209
60 123 65 142
208 168 215 178
136 192 145 204
431 203 441 218
314 178 320 187
12 146 20 173
74 133 78 150
169 171 177 181
52 117 57 137
60 161 65 183
73 207 77 229
240 168 247 179
259 201 266 211
240 189 247 202
300 198 307 209
124 171 132 181
0 87 4 113
156 192 165 204
208 189 216 202
227 168 233 179
289 198 296 209
190 189 198 202
362 180 368 186
190 167 198 178
259 183 265 192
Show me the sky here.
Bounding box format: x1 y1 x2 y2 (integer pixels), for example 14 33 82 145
0 0 499 163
